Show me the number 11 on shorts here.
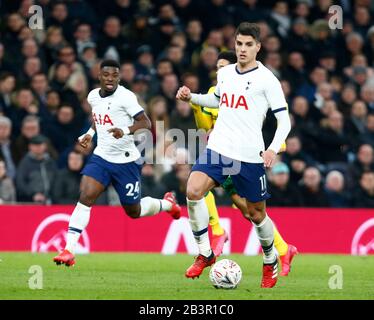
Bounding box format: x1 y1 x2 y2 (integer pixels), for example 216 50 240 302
259 174 267 196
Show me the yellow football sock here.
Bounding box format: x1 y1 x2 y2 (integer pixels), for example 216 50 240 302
274 227 288 256
205 191 225 236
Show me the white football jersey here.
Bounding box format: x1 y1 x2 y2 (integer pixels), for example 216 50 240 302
87 85 144 163
208 61 288 163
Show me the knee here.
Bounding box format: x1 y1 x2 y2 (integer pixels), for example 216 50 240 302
79 191 96 207
123 206 141 219
246 204 265 224
186 185 205 201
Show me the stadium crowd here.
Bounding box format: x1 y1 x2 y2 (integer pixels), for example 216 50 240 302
0 0 374 207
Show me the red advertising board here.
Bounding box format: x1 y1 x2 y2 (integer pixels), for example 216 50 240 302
0 205 373 255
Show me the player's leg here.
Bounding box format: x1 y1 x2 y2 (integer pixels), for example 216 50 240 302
185 148 229 278
246 200 278 288
231 192 289 255
111 161 181 220
231 192 297 276
205 191 229 256
186 171 217 259
54 155 110 266
205 191 224 237
120 194 180 220
54 176 107 266
231 163 278 288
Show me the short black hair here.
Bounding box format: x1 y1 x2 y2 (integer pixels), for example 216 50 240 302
100 59 120 69
217 51 237 64
235 22 261 42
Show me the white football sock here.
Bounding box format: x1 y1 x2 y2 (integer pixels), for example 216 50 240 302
140 197 164 217
253 214 276 264
65 202 91 254
187 197 212 258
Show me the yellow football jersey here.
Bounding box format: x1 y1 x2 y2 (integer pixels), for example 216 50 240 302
190 86 218 131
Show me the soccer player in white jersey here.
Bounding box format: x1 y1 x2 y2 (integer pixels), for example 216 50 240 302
53 60 181 267
176 23 291 288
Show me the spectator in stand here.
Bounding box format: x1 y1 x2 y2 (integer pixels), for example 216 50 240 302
73 23 94 59
361 83 374 112
352 171 374 208
282 51 308 92
300 166 329 207
345 100 368 148
281 134 315 184
267 162 303 207
45 104 80 154
185 19 203 57
0 160 16 204
42 26 68 67
48 46 88 101
30 72 50 110
347 144 374 189
147 96 170 144
123 11 154 50
296 66 327 104
361 112 374 147
339 84 358 118
0 72 16 116
12 115 58 165
314 111 350 164
97 16 131 61
120 61 136 88
325 170 351 208
52 151 84 204
46 1 75 43
16 134 57 203
0 116 16 180
141 164 166 199
158 73 179 113
170 100 195 139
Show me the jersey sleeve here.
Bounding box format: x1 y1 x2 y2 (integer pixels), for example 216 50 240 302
214 70 221 99
86 90 94 106
264 73 287 113
124 91 144 118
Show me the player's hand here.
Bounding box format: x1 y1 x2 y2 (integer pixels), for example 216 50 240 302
261 149 277 168
176 86 191 101
78 134 92 148
108 128 124 139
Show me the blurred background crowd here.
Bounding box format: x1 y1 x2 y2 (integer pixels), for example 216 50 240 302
0 0 374 207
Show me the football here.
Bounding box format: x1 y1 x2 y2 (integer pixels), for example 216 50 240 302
209 259 242 289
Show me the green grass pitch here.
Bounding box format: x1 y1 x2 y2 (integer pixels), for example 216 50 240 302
0 253 373 300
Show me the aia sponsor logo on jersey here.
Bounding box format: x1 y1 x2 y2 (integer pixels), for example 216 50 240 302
92 112 114 126
220 93 249 110
31 213 90 253
351 218 374 255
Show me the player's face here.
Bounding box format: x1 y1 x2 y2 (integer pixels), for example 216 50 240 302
99 66 120 92
235 34 260 66
216 58 230 71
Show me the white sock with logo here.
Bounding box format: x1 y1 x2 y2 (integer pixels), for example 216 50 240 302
65 202 91 254
187 197 212 258
139 197 172 217
253 214 276 264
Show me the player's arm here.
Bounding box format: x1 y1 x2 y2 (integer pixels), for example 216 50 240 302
177 86 220 108
108 111 151 139
78 98 95 148
262 76 291 167
108 92 150 139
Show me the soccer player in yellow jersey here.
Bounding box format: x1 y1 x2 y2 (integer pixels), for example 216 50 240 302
190 51 297 276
